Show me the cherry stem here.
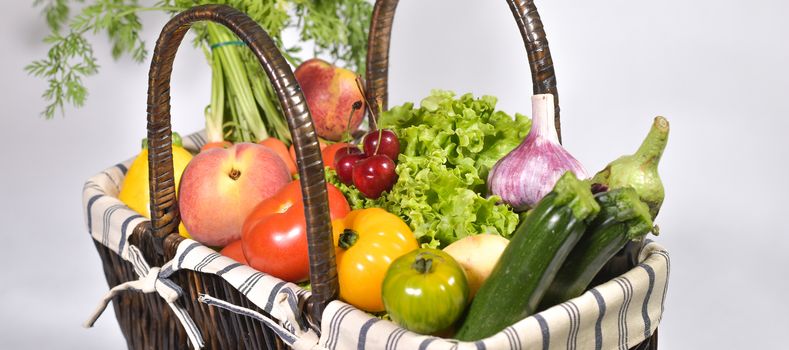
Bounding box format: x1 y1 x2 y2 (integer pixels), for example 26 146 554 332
374 125 383 155
372 98 383 131
342 101 363 143
355 76 377 129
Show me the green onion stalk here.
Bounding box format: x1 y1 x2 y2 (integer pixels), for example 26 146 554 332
27 0 373 145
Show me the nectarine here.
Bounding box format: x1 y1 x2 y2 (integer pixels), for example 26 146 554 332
178 143 291 247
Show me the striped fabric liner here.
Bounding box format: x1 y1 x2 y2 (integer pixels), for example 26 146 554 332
317 241 669 350
83 131 669 350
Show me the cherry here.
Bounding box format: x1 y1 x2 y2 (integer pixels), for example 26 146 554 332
363 129 400 162
352 155 397 199
333 145 362 162
335 153 366 185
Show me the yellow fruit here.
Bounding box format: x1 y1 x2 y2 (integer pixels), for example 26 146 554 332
178 222 191 239
118 146 194 238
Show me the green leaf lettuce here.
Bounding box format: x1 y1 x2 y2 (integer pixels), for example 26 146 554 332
328 90 531 248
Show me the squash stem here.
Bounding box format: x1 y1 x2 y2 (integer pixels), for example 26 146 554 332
634 116 669 165
338 229 359 249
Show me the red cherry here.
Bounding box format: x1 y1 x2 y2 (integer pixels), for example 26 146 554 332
334 145 362 162
363 129 400 162
335 153 366 185
352 155 397 199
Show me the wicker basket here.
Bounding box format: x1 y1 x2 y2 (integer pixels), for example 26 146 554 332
84 1 667 349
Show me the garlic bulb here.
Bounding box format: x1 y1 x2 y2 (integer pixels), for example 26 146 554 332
487 94 588 211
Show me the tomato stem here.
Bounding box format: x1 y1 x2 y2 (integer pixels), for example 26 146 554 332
412 257 433 274
338 229 359 249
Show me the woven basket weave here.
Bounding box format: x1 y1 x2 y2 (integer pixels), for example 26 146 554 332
86 1 662 349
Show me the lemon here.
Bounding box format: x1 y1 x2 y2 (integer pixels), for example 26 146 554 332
118 144 194 239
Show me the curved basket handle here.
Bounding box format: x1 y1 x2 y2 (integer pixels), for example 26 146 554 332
366 0 563 141
145 4 336 321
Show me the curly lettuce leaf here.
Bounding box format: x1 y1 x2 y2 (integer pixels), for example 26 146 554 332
331 90 530 248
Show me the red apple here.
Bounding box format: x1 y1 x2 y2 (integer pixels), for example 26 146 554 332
178 143 291 247
294 58 365 141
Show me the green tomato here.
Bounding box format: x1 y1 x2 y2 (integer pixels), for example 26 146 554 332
382 248 469 334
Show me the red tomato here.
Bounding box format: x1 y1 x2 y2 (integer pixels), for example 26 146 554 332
242 180 350 282
220 240 248 265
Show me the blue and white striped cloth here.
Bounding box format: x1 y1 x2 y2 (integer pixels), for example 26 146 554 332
83 131 669 350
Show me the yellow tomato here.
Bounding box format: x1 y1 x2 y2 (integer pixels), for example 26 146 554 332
118 144 194 238
332 208 418 312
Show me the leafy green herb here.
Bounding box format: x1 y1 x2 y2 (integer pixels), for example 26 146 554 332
27 0 372 132
26 32 99 119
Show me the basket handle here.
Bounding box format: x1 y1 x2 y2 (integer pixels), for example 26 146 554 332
366 0 562 141
145 4 336 321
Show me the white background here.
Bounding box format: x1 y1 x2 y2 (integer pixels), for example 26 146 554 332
2 0 788 349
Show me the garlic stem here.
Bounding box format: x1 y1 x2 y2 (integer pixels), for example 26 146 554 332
530 94 560 143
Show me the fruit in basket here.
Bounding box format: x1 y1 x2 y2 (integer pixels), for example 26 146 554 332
200 141 232 152
118 133 193 237
362 129 400 162
488 94 588 212
382 248 469 335
243 180 350 282
259 137 297 176
442 234 509 298
455 172 600 341
179 143 291 247
294 58 365 141
352 154 397 199
220 240 248 265
591 116 669 219
321 142 354 170
334 152 365 185
332 208 418 312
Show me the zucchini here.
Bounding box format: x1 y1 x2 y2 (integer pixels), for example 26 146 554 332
538 187 654 310
454 173 600 341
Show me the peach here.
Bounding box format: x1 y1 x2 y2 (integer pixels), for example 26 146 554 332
178 142 291 247
294 58 366 141
200 141 232 152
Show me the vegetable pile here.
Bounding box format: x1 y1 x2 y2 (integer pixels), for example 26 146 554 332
38 1 672 342
113 89 668 340
328 90 531 248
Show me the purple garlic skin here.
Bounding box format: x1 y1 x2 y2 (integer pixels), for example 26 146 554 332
487 94 588 211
